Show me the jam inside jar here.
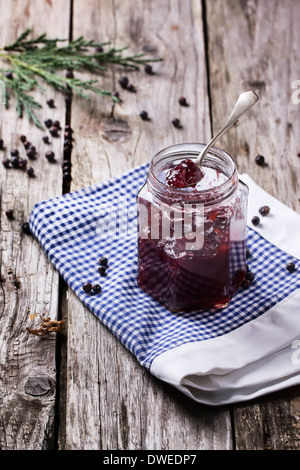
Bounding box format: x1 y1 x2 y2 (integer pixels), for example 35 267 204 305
137 143 249 312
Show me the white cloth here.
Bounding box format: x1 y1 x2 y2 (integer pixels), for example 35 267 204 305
150 175 300 405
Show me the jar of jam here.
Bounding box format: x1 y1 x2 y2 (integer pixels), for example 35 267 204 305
136 143 249 312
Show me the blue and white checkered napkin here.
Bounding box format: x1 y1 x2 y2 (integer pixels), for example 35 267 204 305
29 164 300 405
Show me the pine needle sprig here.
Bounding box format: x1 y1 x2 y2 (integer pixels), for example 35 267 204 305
0 65 43 127
0 29 162 128
3 29 65 52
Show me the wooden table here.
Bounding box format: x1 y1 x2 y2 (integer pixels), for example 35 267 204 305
0 0 299 451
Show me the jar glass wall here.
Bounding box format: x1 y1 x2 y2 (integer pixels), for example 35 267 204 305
137 143 249 312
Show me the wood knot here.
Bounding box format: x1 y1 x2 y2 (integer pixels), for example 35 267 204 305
102 118 131 142
24 376 53 397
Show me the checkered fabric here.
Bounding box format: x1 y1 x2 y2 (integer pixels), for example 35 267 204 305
29 164 300 370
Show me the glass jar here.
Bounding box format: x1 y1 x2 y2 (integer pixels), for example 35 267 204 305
136 143 249 312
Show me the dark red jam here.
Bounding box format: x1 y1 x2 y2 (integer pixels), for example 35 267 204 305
165 158 204 187
137 146 248 312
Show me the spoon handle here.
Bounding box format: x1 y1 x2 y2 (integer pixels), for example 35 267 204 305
195 90 259 166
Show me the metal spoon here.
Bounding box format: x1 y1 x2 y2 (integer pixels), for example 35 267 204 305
195 90 259 167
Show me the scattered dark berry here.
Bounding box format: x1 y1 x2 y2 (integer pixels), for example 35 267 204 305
44 119 53 128
63 168 71 177
64 150 72 159
172 118 182 129
66 70 74 78
63 172 72 181
251 216 260 226
53 120 61 129
20 135 27 143
95 46 104 53
64 139 72 148
139 111 149 121
5 72 13 80
26 149 36 160
5 209 14 220
92 284 102 294
119 76 129 88
64 131 73 140
64 147 71 158
286 262 296 272
179 96 189 106
62 161 71 170
0 139 4 150
10 149 19 157
241 279 251 289
49 126 59 137
11 156 20 168
259 205 270 216
245 271 255 282
45 150 55 162
21 222 31 235
23 140 31 149
127 83 136 92
64 147 72 156
2 158 10 168
83 282 93 293
144 64 153 74
65 125 73 132
18 158 27 170
42 135 50 144
26 167 35 177
99 257 108 267
255 154 265 166
46 98 55 108
98 266 106 276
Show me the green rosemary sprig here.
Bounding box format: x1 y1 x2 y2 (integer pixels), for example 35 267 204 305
0 29 162 128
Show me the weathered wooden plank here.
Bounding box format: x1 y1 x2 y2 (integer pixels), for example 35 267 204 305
206 0 300 449
230 388 300 450
0 0 70 450
61 0 233 450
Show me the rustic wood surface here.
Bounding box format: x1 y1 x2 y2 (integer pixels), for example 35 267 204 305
0 0 68 450
0 0 299 450
206 0 300 450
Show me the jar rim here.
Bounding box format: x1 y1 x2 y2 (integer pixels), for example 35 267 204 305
148 142 239 205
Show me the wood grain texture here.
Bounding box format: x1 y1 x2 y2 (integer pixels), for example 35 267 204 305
206 0 300 212
206 0 300 450
0 0 69 450
61 0 232 450
1 0 299 451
